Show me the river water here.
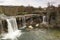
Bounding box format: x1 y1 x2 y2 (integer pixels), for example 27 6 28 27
1 28 59 40
0 28 60 40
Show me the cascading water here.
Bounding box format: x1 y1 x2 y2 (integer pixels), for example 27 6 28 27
20 16 26 29
1 17 22 40
42 16 47 24
6 18 18 33
22 16 26 28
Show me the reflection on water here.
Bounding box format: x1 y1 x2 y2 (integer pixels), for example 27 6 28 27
1 28 60 40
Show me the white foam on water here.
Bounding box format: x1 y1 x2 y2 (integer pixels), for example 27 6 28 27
2 30 21 40
35 24 39 27
28 25 33 29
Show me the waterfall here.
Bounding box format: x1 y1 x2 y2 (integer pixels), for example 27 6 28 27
43 16 46 23
1 17 22 40
22 16 26 28
6 18 18 33
20 16 26 29
42 16 47 24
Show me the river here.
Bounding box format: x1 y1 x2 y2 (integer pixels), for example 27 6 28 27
18 28 60 40
0 28 60 40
